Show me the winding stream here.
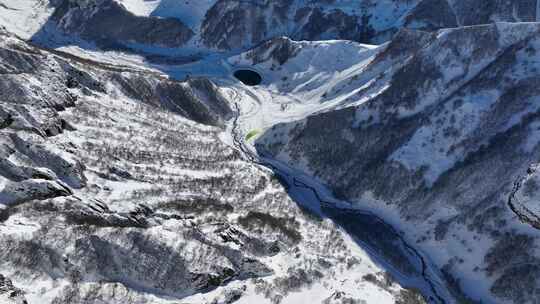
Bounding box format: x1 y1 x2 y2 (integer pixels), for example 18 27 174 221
228 95 454 304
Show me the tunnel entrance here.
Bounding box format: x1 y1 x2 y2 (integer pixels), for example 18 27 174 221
234 69 262 86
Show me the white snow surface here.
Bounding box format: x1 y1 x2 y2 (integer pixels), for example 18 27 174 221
0 0 53 38
113 0 217 28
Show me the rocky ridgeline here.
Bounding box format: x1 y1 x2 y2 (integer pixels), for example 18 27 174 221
199 0 539 49
33 0 540 54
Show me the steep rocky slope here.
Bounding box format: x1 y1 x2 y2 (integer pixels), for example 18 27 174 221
254 22 540 303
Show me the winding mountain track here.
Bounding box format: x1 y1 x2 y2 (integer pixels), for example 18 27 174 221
228 87 452 304
507 172 540 230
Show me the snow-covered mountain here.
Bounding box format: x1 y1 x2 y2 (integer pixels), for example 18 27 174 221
252 23 540 303
0 24 429 304
2 1 540 304
3 0 539 56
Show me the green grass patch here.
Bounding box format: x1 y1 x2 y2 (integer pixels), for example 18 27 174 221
245 129 261 141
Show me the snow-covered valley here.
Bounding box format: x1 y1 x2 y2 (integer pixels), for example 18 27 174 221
1 1 540 304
